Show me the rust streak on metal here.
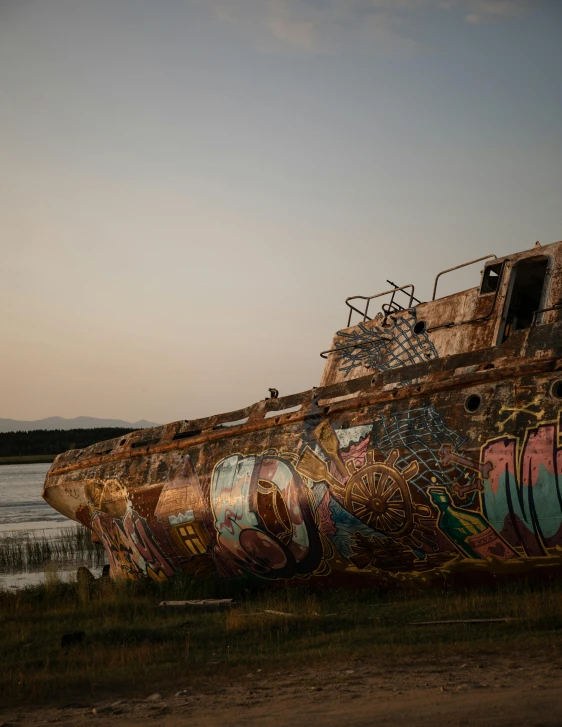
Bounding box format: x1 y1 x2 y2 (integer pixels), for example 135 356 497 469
49 356 561 477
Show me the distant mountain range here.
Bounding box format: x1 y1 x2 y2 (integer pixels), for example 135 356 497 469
0 416 160 433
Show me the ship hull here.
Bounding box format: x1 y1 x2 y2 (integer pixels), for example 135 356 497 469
43 326 562 588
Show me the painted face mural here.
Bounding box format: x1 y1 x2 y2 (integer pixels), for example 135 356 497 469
82 405 562 583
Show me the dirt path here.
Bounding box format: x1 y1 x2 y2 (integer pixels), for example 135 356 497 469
3 652 562 726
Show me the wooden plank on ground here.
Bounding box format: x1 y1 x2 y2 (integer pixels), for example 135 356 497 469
410 618 512 626
158 599 234 611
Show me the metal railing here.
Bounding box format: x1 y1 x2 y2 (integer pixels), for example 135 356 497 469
532 303 562 326
432 254 496 301
345 284 416 327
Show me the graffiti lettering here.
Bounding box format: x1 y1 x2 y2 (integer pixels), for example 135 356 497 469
91 508 175 582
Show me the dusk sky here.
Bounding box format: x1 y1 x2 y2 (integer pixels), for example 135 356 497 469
1 0 561 425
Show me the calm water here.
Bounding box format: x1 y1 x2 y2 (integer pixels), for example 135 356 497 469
0 462 72 533
0 463 104 588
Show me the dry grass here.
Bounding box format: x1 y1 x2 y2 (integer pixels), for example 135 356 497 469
1 575 562 707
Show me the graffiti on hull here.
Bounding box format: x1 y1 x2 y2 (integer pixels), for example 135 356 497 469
211 454 324 579
333 311 438 378
79 405 562 584
481 413 562 556
84 479 176 582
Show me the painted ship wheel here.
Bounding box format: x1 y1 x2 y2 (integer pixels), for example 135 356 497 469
344 450 418 537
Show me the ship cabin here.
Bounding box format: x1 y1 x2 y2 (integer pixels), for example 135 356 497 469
320 239 562 390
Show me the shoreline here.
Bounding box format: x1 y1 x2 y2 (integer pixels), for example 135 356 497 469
0 454 56 465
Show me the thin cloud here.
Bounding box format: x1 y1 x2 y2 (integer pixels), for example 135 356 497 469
443 0 532 24
208 0 535 52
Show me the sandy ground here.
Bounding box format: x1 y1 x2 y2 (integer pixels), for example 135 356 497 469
2 651 562 727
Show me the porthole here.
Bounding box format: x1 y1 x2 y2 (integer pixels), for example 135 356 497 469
551 380 562 400
413 320 426 335
465 394 482 413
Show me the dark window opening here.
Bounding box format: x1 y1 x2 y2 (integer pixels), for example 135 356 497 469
480 263 503 294
500 257 548 343
465 394 482 412
173 429 202 440
130 438 160 449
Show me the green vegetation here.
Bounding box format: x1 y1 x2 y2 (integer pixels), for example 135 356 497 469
1 576 562 707
0 454 56 465
0 428 135 459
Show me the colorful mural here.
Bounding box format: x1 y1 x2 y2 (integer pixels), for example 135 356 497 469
69 402 562 586
481 413 562 557
210 454 323 578
84 479 176 582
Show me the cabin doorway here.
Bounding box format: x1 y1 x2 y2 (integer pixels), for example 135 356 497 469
499 256 549 343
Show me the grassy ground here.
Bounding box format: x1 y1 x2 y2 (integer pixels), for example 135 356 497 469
1 574 562 708
0 454 56 465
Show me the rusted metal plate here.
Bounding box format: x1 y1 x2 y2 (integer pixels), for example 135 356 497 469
43 240 562 587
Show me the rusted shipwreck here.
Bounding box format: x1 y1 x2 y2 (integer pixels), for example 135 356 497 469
43 240 562 587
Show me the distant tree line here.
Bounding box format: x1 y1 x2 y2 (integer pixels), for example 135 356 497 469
0 428 137 457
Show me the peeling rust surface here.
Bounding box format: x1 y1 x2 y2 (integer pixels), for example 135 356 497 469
43 240 562 587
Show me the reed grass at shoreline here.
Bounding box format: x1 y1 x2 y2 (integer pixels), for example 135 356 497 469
0 526 106 572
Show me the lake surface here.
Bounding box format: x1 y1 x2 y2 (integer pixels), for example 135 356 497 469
0 462 72 533
0 463 105 588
